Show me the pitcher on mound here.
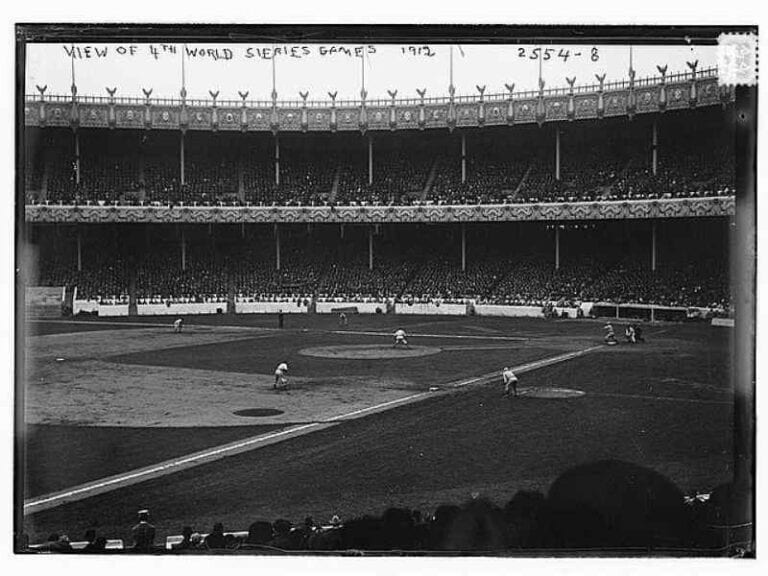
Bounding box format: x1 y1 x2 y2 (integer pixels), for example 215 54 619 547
393 328 409 349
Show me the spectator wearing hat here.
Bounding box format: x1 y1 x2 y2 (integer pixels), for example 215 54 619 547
131 509 156 553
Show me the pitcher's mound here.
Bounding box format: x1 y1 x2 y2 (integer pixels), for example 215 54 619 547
299 344 442 360
518 387 586 399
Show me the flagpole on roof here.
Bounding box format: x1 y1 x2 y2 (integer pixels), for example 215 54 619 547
181 44 187 96
70 44 76 97
538 44 543 86
450 45 454 92
271 44 277 100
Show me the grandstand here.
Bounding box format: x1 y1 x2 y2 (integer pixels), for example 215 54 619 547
19 42 749 557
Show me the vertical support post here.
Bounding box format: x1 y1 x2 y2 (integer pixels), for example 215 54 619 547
241 222 246 239
74 130 81 185
368 135 373 186
180 227 186 271
179 132 186 186
274 136 280 186
340 223 345 239
368 226 374 271
554 225 560 270
650 306 655 322
652 120 658 176
651 220 657 271
275 224 281 271
461 222 467 272
555 128 561 181
461 132 467 184
76 227 82 272
237 151 245 202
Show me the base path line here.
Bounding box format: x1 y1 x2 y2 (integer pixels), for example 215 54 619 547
451 345 603 389
27 318 276 332
331 329 529 342
23 344 602 514
23 423 333 514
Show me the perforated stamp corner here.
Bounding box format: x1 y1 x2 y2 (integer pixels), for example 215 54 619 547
717 32 758 86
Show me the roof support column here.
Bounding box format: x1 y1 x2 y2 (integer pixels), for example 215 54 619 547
368 135 373 186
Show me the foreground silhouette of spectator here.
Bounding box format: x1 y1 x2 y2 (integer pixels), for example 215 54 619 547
204 522 226 550
427 504 461 550
697 481 754 553
41 533 72 553
245 520 274 546
381 507 418 550
82 529 107 553
131 509 156 552
269 519 294 549
503 490 551 548
546 460 691 549
441 498 510 551
172 526 195 551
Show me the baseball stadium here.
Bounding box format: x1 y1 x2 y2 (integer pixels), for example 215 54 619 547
17 37 753 556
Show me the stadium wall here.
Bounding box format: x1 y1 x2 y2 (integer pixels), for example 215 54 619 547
236 301 309 314
95 304 130 317
315 301 387 314
26 287 64 316
137 303 226 315
395 302 469 315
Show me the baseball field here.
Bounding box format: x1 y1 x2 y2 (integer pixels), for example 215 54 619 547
20 313 734 546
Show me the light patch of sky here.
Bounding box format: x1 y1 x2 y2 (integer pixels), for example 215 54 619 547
25 42 717 102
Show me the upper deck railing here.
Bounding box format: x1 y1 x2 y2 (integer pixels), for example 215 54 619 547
24 66 731 132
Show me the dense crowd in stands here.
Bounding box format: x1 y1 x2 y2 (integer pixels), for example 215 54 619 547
22 461 751 555
37 248 730 311
25 110 735 207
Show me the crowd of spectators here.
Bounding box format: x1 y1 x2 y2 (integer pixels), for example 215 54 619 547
26 111 734 207
36 249 730 311
23 462 750 555
335 146 435 206
38 255 128 303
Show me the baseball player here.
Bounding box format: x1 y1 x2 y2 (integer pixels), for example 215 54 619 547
604 322 617 345
393 328 409 348
274 362 288 390
502 366 519 397
173 318 183 333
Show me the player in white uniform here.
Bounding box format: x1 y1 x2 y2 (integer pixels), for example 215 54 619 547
393 329 409 348
502 367 519 397
173 318 183 333
604 322 617 345
274 362 288 390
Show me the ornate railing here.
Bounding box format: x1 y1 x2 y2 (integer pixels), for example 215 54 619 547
24 67 733 133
